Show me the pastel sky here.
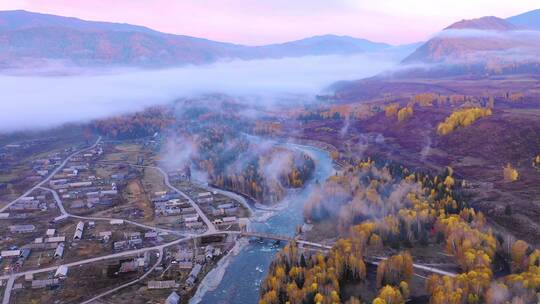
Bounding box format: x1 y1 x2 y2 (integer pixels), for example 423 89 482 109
1 0 538 45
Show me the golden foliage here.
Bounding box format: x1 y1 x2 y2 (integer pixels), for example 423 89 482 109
385 103 399 117
397 106 413 122
376 252 414 288
437 107 492 135
511 240 529 272
503 163 519 182
373 285 405 304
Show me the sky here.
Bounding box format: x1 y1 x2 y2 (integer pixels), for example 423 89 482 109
1 0 538 45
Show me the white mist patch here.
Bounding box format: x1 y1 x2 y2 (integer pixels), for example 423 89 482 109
0 53 402 132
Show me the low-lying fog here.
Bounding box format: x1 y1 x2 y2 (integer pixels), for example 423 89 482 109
0 52 401 132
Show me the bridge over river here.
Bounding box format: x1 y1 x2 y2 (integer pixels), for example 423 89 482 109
239 231 333 250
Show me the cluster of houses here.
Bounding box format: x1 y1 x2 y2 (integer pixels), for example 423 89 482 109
153 185 244 231
151 191 206 231
9 196 48 212
0 247 31 271
194 191 242 228
167 166 191 183
106 253 150 276
0 224 69 274
0 190 53 220
2 220 93 276
111 229 158 251
140 243 225 303
31 227 67 259
0 137 66 179
8 264 69 291
0 138 75 195
46 143 125 211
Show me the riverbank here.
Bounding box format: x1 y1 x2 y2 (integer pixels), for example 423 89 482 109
191 142 333 303
189 238 249 304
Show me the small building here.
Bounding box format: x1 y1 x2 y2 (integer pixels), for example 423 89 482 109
125 232 141 239
176 249 193 261
55 265 69 278
178 261 192 269
205 245 215 259
128 238 142 247
166 291 181 304
184 215 199 223
54 214 69 222
100 190 118 196
12 283 23 290
217 203 234 209
222 216 237 223
99 231 112 242
113 241 127 251
186 263 203 286
46 228 56 237
19 248 31 260
46 236 66 243
185 222 204 229
73 221 84 240
68 181 92 188
197 192 213 204
9 224 35 233
31 279 59 289
54 243 65 258
144 232 158 240
119 260 137 273
70 201 85 209
110 219 124 225
147 280 178 289
1 250 21 258
154 191 167 196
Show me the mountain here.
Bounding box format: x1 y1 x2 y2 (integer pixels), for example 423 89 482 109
400 16 540 76
330 14 540 102
445 16 517 31
507 9 540 30
0 10 396 69
0 9 163 35
254 35 390 57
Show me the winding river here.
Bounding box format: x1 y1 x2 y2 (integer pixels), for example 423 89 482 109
193 143 334 304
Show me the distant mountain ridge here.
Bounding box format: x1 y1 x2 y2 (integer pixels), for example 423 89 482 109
0 10 398 69
400 15 540 76
330 8 540 101
507 9 540 30
445 16 518 31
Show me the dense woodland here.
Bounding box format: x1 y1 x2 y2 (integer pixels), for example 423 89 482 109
91 106 175 139
178 102 315 204
261 156 540 303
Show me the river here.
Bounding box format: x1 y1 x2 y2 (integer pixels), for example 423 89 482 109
192 143 334 304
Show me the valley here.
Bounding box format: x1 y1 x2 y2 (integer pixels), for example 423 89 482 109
0 2 539 304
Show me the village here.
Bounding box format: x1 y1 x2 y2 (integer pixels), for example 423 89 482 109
0 136 252 304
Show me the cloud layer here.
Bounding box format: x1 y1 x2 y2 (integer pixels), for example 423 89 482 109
0 53 400 132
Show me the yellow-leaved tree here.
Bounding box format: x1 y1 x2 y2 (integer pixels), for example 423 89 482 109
503 163 519 182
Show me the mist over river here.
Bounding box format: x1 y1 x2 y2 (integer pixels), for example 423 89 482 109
192 143 334 304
